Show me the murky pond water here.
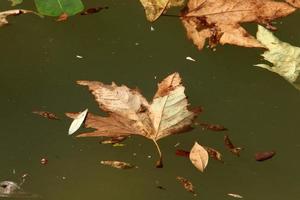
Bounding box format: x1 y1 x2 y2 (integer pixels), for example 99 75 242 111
1 0 300 199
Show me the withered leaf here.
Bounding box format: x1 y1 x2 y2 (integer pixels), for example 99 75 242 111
56 13 68 21
80 6 108 15
175 149 190 157
100 160 134 169
176 176 196 195
198 122 227 131
32 110 59 120
255 151 276 161
181 0 296 50
66 72 201 167
204 146 223 162
139 0 185 22
0 9 35 27
224 135 243 156
189 142 209 172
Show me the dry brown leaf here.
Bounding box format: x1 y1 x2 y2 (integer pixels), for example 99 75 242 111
0 9 35 27
224 135 243 156
176 176 196 195
32 110 59 120
66 72 201 167
100 160 134 169
204 146 223 162
189 142 209 172
198 122 227 131
139 0 185 22
80 6 108 15
181 0 296 50
255 151 276 161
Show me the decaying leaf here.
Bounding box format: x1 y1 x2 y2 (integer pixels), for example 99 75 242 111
224 135 243 156
100 136 127 144
176 176 196 195
204 146 223 162
56 13 68 21
100 160 134 169
176 149 190 157
68 108 88 135
139 0 185 22
66 72 201 167
228 193 243 198
198 122 227 131
80 6 108 15
255 151 276 161
9 0 23 6
32 110 59 120
285 0 300 8
255 25 300 90
0 9 35 27
181 0 296 50
189 142 209 172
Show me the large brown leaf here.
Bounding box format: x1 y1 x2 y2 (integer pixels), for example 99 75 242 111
66 73 201 167
181 0 297 50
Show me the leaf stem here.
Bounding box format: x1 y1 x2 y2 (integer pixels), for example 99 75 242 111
152 139 163 168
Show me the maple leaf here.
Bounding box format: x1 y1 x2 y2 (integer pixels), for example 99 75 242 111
181 0 297 50
139 0 185 22
66 72 201 167
255 25 300 90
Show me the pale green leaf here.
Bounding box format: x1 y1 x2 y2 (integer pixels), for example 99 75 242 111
255 25 300 90
34 0 84 16
9 0 23 6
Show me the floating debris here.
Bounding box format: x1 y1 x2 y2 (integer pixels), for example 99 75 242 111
176 176 196 196
255 151 276 161
100 160 134 169
224 135 243 156
228 193 243 198
32 110 59 120
186 56 196 62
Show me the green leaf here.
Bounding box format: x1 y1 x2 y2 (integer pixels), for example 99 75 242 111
34 0 84 16
9 0 23 6
255 25 300 90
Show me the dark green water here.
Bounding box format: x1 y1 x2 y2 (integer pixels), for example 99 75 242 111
1 0 300 199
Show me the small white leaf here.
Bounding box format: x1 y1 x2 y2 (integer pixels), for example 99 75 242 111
186 56 196 62
189 142 209 172
68 108 88 135
228 193 243 198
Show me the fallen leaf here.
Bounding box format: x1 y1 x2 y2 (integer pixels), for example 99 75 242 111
189 142 209 172
68 108 88 135
198 122 227 131
80 6 108 15
100 160 134 169
186 56 196 62
175 149 190 157
255 25 300 90
34 0 84 16
9 0 23 6
181 0 296 50
139 0 185 22
255 151 276 161
100 136 127 144
0 9 35 27
32 110 59 120
224 135 243 156
56 13 68 21
176 176 196 195
228 193 243 198
66 72 201 167
204 146 223 162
